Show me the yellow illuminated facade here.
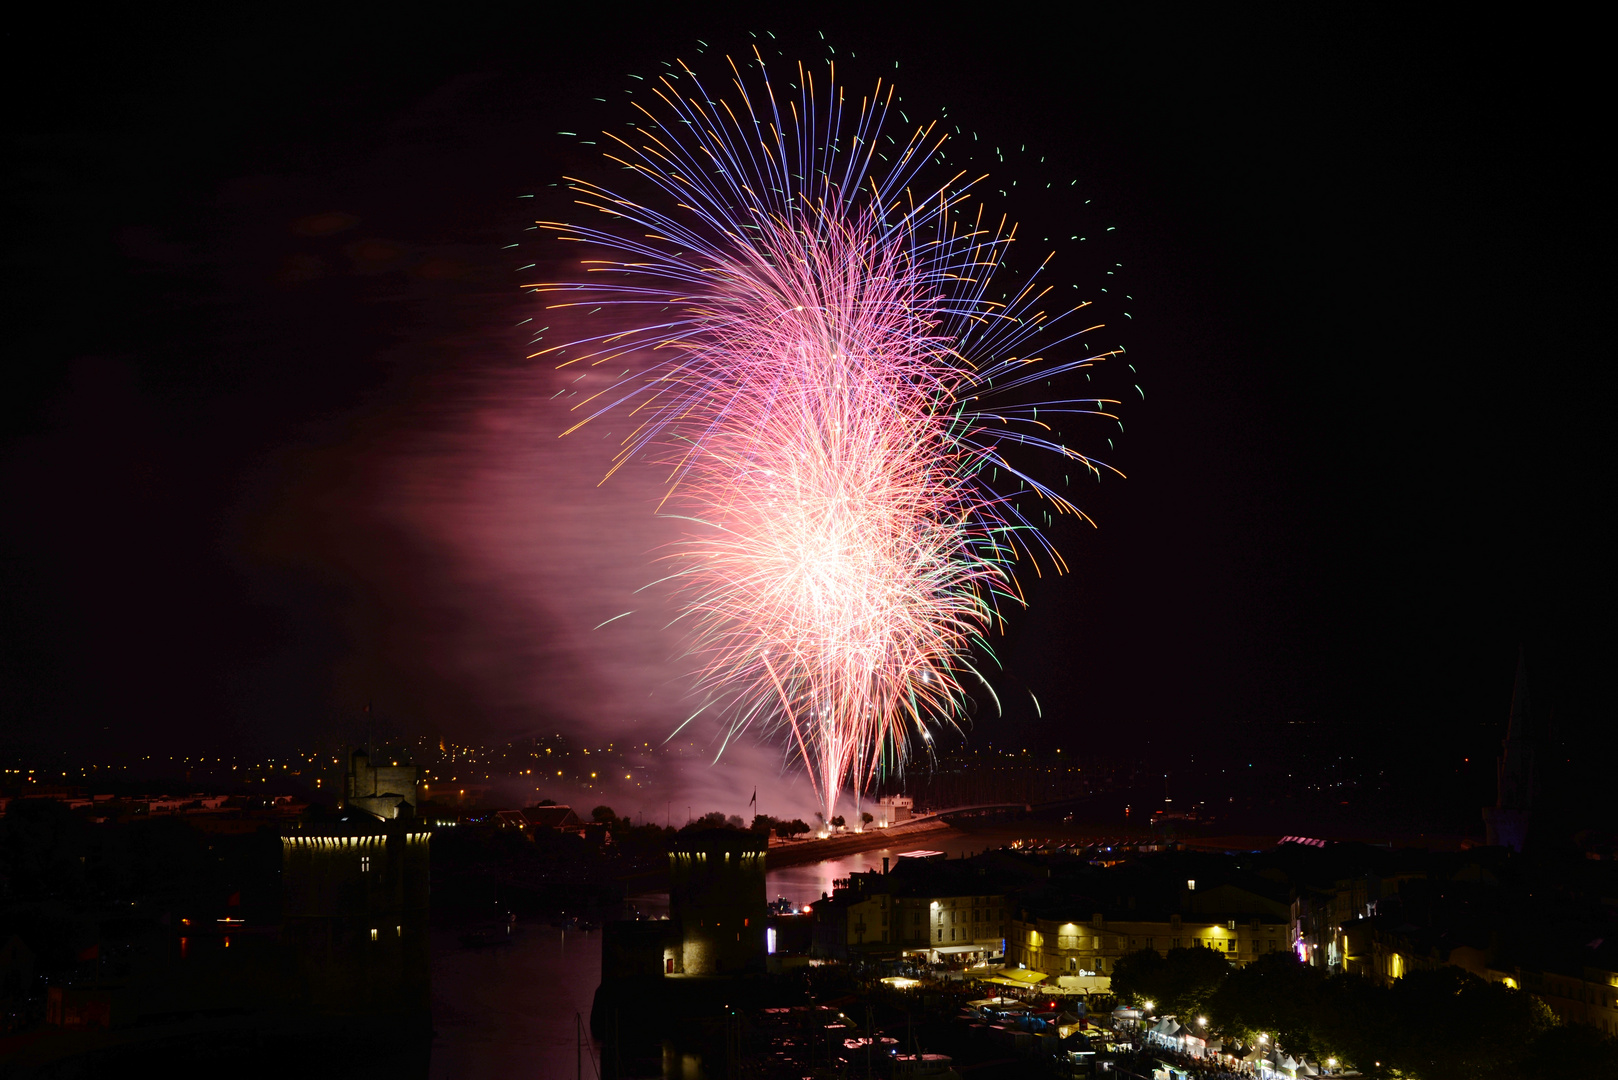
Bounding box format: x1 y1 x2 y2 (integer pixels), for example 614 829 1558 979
1006 911 1292 990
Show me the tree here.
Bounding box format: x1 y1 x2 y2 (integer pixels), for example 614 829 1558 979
1111 946 1229 1018
784 819 811 838
1309 970 1393 1075
861 812 874 826
1208 951 1328 1054
683 811 733 832
1110 948 1168 1010
591 805 616 823
751 814 777 834
1386 968 1554 1080
1518 1023 1618 1080
1161 946 1231 1017
830 815 846 828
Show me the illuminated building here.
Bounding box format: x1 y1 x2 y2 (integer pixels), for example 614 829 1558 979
1007 876 1291 992
1006 909 1292 992
667 830 768 975
809 860 1011 963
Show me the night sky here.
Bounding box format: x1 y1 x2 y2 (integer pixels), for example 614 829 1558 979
3 12 1606 820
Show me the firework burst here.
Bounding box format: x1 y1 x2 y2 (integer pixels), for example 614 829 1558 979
529 52 1122 821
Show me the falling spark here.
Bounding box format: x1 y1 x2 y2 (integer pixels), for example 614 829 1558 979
532 52 1122 820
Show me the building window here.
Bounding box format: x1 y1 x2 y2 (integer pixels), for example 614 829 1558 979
937 929 943 942
1173 939 1181 949
360 855 371 873
370 928 378 941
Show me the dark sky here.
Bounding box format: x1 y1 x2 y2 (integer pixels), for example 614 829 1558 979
3 11 1607 811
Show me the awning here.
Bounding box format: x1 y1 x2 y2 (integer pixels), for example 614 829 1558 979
934 944 989 955
1001 968 1049 984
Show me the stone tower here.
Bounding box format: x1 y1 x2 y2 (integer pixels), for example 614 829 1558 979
668 830 767 975
344 747 419 821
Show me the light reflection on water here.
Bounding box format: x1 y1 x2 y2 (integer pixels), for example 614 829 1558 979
429 925 605 1080
431 828 1057 1078
765 827 1040 906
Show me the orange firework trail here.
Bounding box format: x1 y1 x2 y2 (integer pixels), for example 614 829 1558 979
530 52 1123 821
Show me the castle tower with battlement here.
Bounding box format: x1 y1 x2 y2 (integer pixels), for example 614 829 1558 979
668 830 767 975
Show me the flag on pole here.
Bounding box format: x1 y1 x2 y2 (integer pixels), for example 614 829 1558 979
750 788 757 810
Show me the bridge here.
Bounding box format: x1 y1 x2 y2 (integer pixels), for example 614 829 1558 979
914 802 1032 822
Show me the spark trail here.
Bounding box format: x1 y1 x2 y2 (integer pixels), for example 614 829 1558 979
529 51 1123 822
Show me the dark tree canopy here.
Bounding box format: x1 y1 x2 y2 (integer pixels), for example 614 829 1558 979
1207 951 1327 1054
1202 953 1584 1079
1111 946 1229 1018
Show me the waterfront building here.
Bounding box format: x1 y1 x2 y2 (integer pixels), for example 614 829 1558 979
275 747 432 1014
667 829 768 975
280 816 431 1014
874 795 914 827
494 803 593 839
1007 909 1293 991
1006 872 1291 992
810 859 1011 963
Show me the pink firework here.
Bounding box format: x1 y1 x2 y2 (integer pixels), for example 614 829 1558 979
530 54 1121 822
